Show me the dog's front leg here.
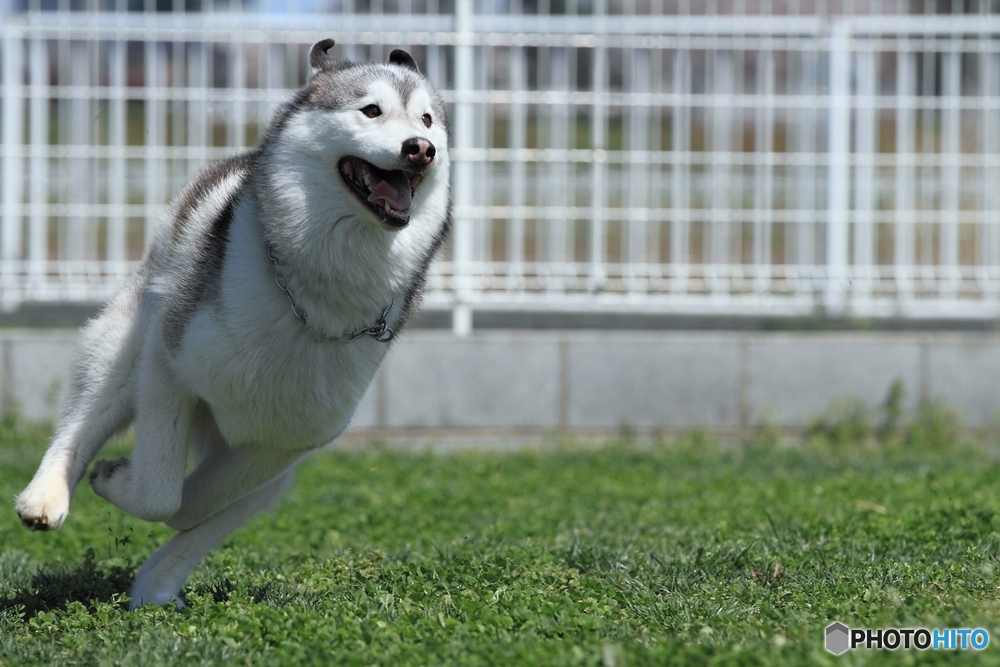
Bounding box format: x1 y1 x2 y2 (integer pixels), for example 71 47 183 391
16 285 145 531
90 343 192 523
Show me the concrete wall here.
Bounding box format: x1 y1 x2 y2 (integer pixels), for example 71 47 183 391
4 329 999 434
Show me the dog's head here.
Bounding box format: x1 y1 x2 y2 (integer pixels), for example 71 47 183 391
266 39 450 235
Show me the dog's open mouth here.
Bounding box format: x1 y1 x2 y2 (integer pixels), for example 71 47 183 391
338 157 423 228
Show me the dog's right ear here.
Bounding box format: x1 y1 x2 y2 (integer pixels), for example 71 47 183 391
309 39 337 74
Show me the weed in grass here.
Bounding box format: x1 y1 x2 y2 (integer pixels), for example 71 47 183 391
682 426 717 450
806 396 872 448
807 381 971 457
749 411 782 451
904 400 964 452
878 378 906 444
616 420 636 445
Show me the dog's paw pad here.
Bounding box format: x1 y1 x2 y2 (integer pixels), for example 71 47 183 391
19 512 51 531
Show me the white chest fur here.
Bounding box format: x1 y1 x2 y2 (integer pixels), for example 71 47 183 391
168 211 402 451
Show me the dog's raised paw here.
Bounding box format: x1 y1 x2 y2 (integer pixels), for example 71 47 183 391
15 481 71 531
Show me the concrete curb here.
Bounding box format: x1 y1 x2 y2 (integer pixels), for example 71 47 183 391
3 329 999 432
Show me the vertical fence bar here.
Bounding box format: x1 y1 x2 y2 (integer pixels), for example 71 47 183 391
710 48 733 295
627 47 650 293
507 44 526 293
895 44 915 305
451 0 474 335
265 42 285 120
792 46 818 294
941 41 961 299
732 44 746 291
144 39 165 248
188 41 209 183
826 21 851 316
670 47 691 295
753 47 774 295
649 40 664 285
108 37 127 278
588 0 607 294
425 40 444 89
918 34 936 285
29 36 49 295
2 25 24 308
545 46 568 294
981 45 1000 300
853 44 876 300
473 45 490 277
68 39 91 267
171 37 185 179
229 41 247 150
54 21 67 270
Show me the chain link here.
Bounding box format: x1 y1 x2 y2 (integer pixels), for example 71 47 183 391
267 243 395 343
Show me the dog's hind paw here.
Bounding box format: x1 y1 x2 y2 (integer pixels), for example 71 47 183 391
15 479 71 531
89 456 131 499
128 589 186 610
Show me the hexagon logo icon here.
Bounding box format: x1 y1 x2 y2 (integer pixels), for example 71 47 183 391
825 622 850 655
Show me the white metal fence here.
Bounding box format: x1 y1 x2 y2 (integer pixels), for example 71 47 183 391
2 2 1000 332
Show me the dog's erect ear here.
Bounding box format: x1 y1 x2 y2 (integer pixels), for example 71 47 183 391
309 39 337 74
389 49 419 73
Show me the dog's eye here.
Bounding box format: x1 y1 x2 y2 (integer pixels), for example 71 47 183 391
422 113 432 128
361 104 382 119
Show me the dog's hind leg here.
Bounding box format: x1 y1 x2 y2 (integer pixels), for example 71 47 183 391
165 442 309 532
15 284 146 531
129 466 296 608
89 338 194 523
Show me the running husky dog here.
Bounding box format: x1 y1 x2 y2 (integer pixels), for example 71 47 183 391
14 39 450 608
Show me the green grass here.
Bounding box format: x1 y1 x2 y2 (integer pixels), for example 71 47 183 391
2 416 1000 665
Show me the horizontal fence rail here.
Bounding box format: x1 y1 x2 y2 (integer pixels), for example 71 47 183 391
2 5 1000 330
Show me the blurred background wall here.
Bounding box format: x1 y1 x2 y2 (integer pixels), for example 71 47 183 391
2 0 999 434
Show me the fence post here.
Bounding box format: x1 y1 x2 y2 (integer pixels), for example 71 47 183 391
451 0 474 336
825 20 851 317
588 0 607 294
2 23 24 311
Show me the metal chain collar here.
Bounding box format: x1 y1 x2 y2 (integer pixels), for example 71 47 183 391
267 243 395 343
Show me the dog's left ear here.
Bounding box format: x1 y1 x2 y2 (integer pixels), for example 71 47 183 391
309 39 337 74
389 49 419 73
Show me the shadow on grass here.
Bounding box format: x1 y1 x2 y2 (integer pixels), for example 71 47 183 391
0 548 134 619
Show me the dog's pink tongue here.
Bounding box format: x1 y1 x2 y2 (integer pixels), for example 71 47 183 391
367 171 412 213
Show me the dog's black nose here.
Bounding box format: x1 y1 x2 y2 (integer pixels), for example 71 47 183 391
402 137 436 166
